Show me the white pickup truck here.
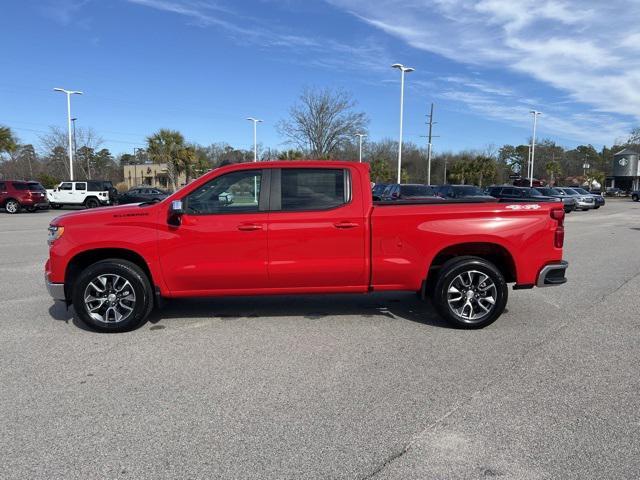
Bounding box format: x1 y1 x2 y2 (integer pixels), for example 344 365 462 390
47 181 112 209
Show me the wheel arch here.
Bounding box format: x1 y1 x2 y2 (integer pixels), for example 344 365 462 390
424 242 517 295
65 248 155 301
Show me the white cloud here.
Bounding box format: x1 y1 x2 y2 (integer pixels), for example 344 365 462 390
328 0 640 143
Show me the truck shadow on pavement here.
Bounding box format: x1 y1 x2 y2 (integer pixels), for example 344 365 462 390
147 292 452 329
48 292 453 331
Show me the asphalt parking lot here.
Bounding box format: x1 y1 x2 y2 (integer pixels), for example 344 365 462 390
1 201 639 479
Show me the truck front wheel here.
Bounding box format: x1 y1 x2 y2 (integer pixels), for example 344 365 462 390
72 259 154 332
431 256 508 329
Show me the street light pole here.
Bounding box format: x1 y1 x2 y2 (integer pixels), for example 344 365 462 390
529 110 541 187
247 117 263 162
392 64 414 184
355 133 366 162
247 117 263 202
53 88 83 181
133 147 144 187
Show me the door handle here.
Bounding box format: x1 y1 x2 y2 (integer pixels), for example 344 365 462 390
334 222 359 229
237 223 263 231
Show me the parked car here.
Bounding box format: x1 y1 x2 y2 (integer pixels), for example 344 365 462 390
435 185 496 201
371 183 388 201
555 187 596 211
45 161 568 332
571 187 605 209
47 181 112 209
513 178 544 187
0 180 49 213
535 187 577 213
605 187 624 197
381 183 440 201
486 186 558 204
117 187 169 205
632 191 639 202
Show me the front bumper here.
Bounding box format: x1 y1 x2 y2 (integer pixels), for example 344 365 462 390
537 261 569 287
45 273 66 301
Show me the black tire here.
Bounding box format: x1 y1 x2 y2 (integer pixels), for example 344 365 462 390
431 256 508 329
594 205 600 210
633 194 639 202
85 197 100 209
5 199 20 214
26 206 37 213
72 259 154 332
50 203 63 209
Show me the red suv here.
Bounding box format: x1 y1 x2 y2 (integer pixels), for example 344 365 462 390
0 180 49 213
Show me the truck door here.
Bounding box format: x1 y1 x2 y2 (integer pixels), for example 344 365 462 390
159 168 269 294
266 168 368 290
57 182 73 202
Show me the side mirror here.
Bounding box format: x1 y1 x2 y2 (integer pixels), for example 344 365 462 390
168 200 183 227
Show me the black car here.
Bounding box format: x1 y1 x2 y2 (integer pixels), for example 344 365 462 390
632 191 639 202
436 185 495 201
117 186 169 205
487 186 557 203
535 187 577 213
380 184 440 201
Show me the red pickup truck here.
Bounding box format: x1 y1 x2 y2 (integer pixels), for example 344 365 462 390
45 161 568 332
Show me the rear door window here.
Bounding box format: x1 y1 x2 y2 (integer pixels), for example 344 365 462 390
278 169 348 211
75 183 87 191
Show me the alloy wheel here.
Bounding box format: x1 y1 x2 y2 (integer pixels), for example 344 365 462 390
83 274 136 324
446 270 497 323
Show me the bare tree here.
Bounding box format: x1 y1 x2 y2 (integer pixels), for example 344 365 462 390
277 87 368 159
38 125 103 179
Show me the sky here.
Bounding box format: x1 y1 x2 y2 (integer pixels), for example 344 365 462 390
1 0 639 156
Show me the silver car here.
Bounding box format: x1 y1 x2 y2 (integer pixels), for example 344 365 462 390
556 187 595 211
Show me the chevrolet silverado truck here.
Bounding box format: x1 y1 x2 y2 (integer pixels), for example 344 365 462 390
45 161 568 332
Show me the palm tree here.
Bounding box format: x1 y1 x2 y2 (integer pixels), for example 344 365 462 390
146 129 186 191
545 161 561 186
0 126 18 156
449 160 471 184
472 155 496 187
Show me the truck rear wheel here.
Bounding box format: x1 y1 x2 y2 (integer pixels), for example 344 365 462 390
72 259 154 332
431 256 508 329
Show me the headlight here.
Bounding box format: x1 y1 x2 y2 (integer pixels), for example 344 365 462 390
47 225 65 245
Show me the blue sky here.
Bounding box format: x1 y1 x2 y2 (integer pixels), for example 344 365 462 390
1 0 639 156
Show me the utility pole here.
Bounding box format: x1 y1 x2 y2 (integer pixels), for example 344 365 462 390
426 103 435 185
355 133 366 162
71 118 81 178
133 147 144 188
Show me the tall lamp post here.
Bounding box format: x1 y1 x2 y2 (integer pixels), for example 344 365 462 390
392 63 414 183
529 110 541 187
247 117 263 202
355 133 366 163
53 88 83 180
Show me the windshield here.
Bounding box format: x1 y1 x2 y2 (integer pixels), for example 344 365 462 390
529 188 545 197
453 186 484 196
401 185 434 197
564 188 579 195
573 188 589 194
